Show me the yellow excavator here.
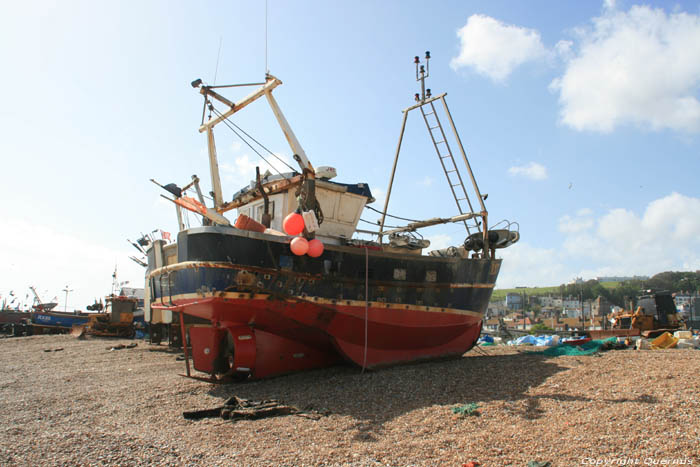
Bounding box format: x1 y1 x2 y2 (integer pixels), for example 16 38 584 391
74 295 137 338
606 291 684 338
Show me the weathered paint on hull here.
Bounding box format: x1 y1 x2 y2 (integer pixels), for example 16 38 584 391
148 226 500 378
154 294 483 368
31 312 90 330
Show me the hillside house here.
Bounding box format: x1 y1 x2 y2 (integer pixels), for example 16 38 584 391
592 296 611 317
505 293 524 311
483 317 501 332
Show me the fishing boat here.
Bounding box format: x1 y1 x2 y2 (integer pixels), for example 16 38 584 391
0 309 32 336
146 52 519 380
31 310 90 333
26 286 90 334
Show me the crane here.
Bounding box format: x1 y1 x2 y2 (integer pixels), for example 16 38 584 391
28 286 58 312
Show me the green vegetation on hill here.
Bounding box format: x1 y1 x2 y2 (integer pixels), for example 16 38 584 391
492 271 700 307
490 287 559 301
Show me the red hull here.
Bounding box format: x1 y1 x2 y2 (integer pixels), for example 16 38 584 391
155 295 483 379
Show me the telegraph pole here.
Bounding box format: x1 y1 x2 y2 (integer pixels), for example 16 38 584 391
62 286 73 312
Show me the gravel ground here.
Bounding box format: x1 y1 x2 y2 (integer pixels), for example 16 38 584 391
0 334 698 466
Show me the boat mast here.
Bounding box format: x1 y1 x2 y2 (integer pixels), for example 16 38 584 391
379 52 490 255
193 74 314 211
205 127 224 208
264 90 314 174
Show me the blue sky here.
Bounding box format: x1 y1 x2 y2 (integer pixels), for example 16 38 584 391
1 0 699 309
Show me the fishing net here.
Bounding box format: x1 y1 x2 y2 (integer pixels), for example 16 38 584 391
538 337 619 357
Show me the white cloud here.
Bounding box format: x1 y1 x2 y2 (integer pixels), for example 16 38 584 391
451 14 547 82
219 150 294 190
496 243 568 288
0 217 144 311
603 0 617 11
508 162 548 180
425 234 453 251
554 40 574 60
419 176 434 187
497 193 700 288
551 4 700 133
558 208 594 233
564 192 700 272
370 187 386 209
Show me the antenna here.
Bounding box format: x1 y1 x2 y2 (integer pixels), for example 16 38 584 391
265 0 269 74
213 36 223 85
62 285 73 312
414 51 431 103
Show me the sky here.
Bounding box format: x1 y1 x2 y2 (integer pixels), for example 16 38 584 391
1 0 699 310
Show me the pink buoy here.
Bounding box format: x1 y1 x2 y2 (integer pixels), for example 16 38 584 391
290 237 309 256
283 212 305 236
307 238 324 258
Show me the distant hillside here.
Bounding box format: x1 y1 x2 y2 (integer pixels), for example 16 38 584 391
491 282 620 301
491 287 560 301
491 271 699 307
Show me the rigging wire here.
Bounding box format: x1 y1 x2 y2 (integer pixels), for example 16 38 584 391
359 218 399 229
364 205 481 232
210 107 296 176
364 205 421 223
226 113 296 172
182 188 214 202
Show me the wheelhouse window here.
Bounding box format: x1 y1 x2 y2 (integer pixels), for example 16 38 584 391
255 202 275 223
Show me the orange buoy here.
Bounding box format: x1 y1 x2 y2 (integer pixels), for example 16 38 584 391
283 212 305 236
307 238 324 257
290 237 309 255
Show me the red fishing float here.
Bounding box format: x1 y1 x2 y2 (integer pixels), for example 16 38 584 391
290 237 309 255
307 238 324 258
283 212 305 236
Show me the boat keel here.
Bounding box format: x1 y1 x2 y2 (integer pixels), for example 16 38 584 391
188 325 340 380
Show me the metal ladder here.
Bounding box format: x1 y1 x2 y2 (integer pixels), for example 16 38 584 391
419 100 476 234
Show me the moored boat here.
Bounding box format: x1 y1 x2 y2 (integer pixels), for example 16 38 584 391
0 309 33 336
31 310 90 334
146 53 518 380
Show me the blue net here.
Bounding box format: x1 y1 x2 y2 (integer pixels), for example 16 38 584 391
538 337 619 356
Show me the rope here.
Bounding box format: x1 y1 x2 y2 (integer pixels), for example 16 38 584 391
365 205 421 223
359 218 401 229
210 107 296 174
365 205 481 231
362 246 369 373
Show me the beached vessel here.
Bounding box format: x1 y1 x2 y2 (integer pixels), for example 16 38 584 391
146 53 518 380
26 286 90 334
0 309 32 336
31 310 90 333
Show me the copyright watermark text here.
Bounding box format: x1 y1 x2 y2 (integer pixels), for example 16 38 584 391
581 458 694 466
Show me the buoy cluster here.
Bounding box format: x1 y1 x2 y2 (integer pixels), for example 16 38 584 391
283 212 324 257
